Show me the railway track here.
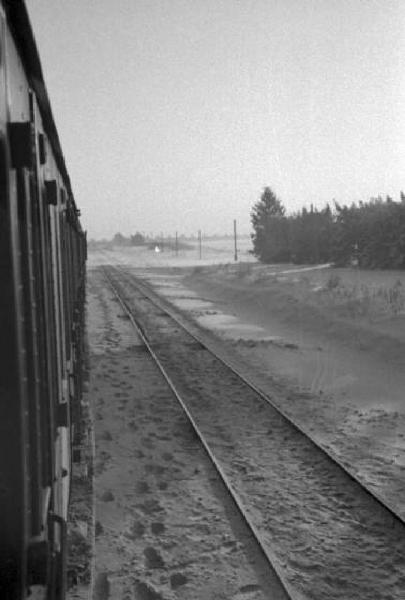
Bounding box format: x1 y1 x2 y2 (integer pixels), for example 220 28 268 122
89 267 289 599
102 267 294 600
102 263 405 600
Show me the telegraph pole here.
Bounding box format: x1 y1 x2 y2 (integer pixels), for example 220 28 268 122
198 230 202 259
233 219 238 262
175 231 178 256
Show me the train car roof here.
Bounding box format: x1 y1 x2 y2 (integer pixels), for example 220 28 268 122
3 0 77 209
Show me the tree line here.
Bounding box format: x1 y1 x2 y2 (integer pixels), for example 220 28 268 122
251 187 405 269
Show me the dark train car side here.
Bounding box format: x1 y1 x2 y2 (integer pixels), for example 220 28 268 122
0 2 86 598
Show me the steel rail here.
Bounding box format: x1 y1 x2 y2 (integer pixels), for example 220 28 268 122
102 267 296 600
105 261 405 528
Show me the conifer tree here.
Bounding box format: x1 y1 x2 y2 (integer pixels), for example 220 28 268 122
250 187 289 263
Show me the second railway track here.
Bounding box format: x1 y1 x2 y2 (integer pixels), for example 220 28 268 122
103 263 405 600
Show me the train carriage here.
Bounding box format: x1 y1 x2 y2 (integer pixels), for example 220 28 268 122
0 2 86 598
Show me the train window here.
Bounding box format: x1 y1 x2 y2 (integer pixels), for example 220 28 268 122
38 133 46 165
8 122 32 169
45 180 57 206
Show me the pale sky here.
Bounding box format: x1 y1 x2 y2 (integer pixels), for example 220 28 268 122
26 0 405 239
